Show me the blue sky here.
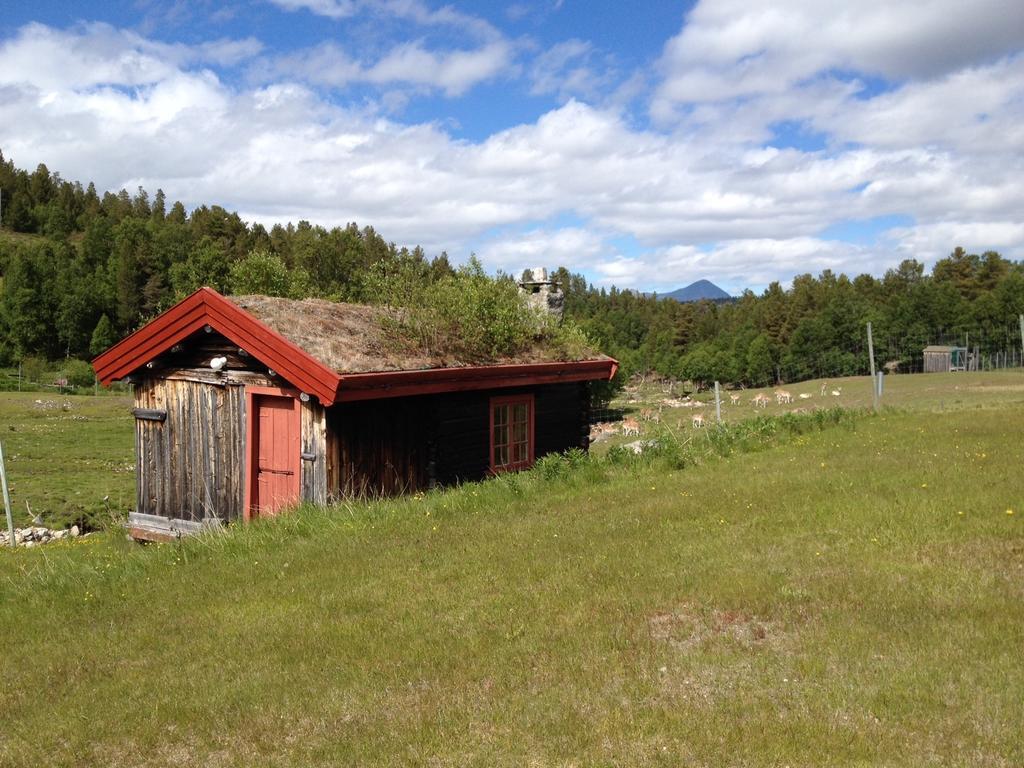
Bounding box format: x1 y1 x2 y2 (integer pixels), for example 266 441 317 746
1 0 1022 293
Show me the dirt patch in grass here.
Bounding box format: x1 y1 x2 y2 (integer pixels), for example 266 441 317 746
648 604 804 710
648 604 780 652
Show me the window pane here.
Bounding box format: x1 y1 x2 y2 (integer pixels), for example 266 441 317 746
514 403 528 424
492 398 532 470
494 405 508 426
495 424 509 448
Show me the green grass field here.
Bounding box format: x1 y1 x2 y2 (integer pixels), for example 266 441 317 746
592 369 1024 453
0 372 1022 766
0 392 134 529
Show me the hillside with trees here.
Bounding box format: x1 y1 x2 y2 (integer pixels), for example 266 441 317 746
1 152 1023 389
561 251 1024 388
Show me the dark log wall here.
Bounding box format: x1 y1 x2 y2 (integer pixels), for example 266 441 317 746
327 397 432 497
326 382 590 498
432 382 590 486
535 381 591 459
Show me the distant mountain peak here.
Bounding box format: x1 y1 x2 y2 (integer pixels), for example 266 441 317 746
658 280 732 303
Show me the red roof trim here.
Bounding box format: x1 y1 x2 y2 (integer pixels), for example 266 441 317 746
91 288 342 405
92 287 618 406
334 358 618 402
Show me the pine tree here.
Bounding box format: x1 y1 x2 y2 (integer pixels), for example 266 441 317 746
89 314 117 356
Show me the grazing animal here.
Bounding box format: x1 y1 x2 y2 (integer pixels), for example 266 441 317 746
692 413 705 428
752 393 770 408
639 408 654 421
820 382 827 397
775 389 793 404
799 393 811 400
621 417 641 436
650 407 663 424
729 393 741 405
589 422 619 442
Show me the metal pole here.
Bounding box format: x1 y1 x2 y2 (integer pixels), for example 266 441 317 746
867 322 878 412
877 371 884 402
714 381 722 424
1019 314 1024 368
1 441 15 547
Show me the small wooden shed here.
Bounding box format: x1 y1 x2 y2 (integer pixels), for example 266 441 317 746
923 345 967 373
93 288 616 541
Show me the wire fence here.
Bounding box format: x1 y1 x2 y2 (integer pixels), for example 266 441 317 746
0 368 132 395
875 322 1024 374
591 318 1024 426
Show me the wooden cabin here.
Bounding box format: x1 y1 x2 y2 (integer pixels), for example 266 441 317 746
92 288 617 541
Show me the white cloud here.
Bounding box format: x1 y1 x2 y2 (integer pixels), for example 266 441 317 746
267 0 358 19
260 42 362 89
887 221 1024 263
587 238 870 293
0 22 261 92
256 18 514 95
374 0 501 40
812 56 1024 155
363 40 512 96
475 227 609 273
529 39 605 101
654 0 1024 111
0 16 1021 293
268 0 500 39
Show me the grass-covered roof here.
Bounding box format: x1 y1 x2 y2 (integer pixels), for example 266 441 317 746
229 294 608 374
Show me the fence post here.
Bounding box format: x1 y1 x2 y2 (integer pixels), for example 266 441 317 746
714 381 722 424
1 441 14 548
867 322 878 412
1019 314 1024 367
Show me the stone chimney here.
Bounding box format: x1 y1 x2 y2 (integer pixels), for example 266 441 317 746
518 266 564 321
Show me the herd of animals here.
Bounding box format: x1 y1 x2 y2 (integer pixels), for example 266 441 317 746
590 381 845 443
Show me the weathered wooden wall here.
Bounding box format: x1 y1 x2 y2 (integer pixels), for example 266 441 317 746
133 329 328 522
300 399 328 505
923 350 951 373
326 382 590 498
134 376 247 523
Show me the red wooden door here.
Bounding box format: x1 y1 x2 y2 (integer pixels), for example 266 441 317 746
253 394 299 516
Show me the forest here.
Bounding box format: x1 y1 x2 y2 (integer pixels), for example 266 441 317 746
1 151 1023 390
